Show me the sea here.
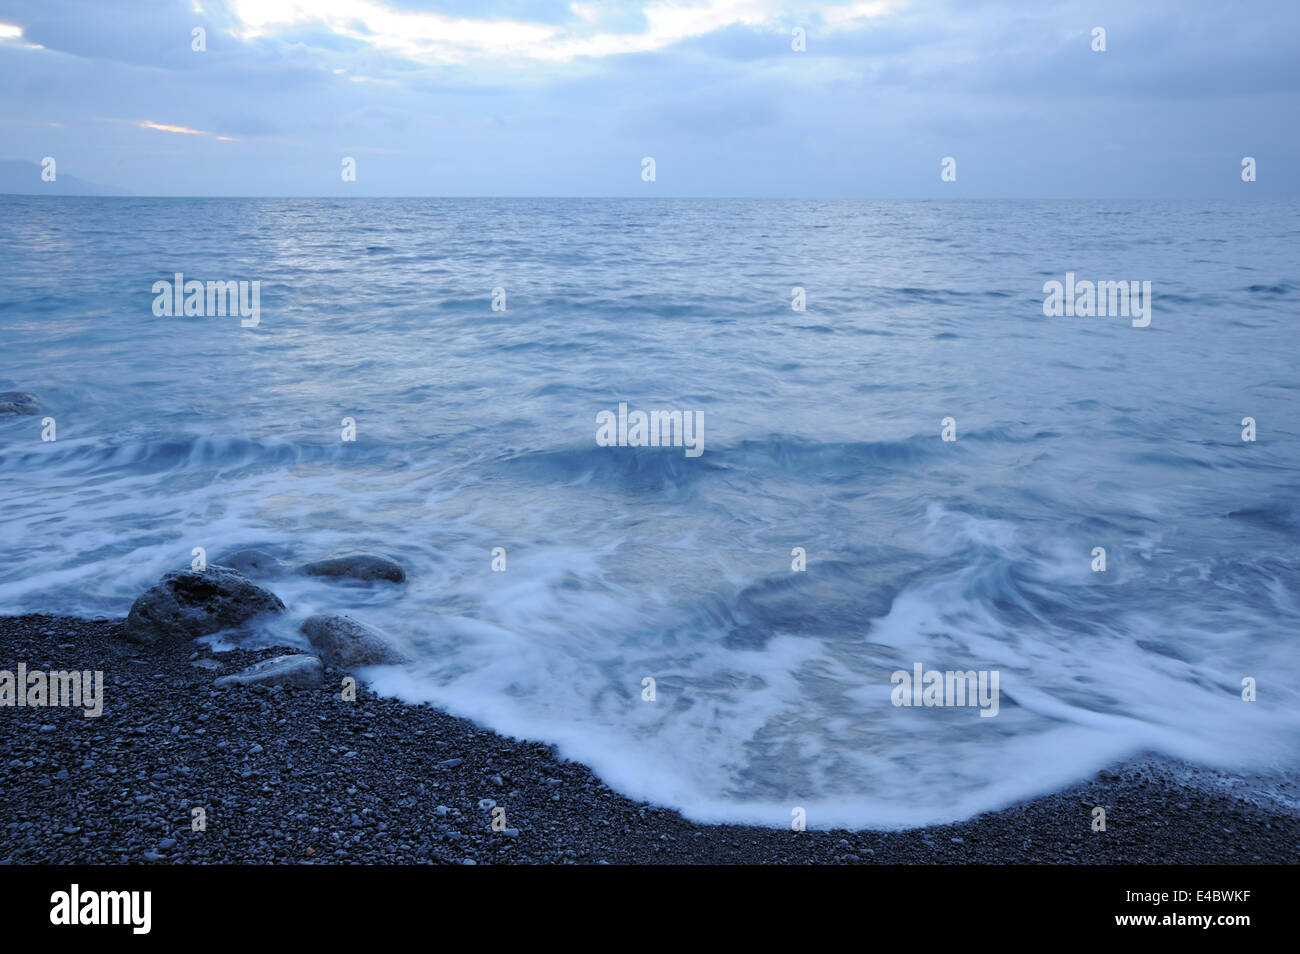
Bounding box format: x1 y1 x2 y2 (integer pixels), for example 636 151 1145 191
1 196 1297 828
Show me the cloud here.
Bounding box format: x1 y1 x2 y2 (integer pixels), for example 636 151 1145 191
0 19 44 49
0 0 1295 197
137 120 237 141
226 0 899 66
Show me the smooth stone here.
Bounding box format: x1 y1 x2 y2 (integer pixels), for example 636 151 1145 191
216 548 290 578
124 565 286 647
300 614 407 668
299 554 405 584
214 654 324 689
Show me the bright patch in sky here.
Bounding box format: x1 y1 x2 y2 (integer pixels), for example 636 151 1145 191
138 121 205 135
228 0 898 65
137 120 233 141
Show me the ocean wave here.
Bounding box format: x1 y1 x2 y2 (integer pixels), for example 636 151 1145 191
0 433 389 478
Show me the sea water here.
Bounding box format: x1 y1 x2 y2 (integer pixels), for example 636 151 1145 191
1 196 1297 827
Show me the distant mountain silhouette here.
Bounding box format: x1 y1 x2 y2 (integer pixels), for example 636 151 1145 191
0 160 131 196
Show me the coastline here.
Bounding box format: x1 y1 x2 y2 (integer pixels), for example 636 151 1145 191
1 613 1296 865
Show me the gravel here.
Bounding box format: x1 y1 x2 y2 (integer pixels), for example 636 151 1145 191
1 613 1296 865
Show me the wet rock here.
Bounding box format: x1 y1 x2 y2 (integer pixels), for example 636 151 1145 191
123 565 286 647
216 549 290 579
300 614 407 668
299 554 405 584
0 391 40 415
214 654 324 689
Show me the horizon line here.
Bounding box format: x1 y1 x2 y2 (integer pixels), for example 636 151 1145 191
2 193 1292 201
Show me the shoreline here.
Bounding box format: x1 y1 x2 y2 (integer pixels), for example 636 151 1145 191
1 613 1296 865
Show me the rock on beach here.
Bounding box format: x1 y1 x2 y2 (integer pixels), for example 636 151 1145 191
124 565 286 646
299 554 406 584
300 613 407 668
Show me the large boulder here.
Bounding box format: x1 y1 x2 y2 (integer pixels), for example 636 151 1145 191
300 614 407 669
124 565 286 646
0 391 40 415
217 548 290 579
214 654 324 689
299 554 405 584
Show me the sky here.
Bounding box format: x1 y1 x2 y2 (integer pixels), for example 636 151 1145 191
0 0 1296 197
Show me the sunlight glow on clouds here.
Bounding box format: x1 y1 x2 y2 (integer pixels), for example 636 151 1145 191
821 1 898 28
231 0 558 64
137 120 235 141
0 20 43 48
228 0 898 65
138 121 204 135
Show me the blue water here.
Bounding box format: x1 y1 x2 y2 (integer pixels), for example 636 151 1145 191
2 196 1298 828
